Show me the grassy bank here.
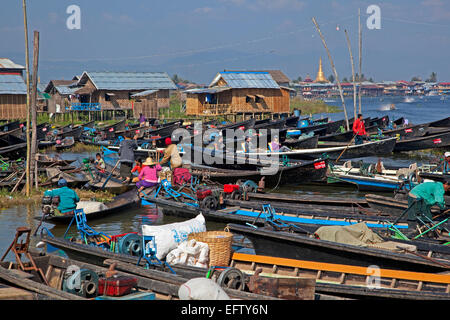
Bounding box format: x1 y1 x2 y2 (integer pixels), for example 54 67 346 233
290 97 341 115
43 142 101 154
0 188 115 210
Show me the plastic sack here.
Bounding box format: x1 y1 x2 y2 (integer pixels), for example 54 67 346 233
141 214 206 260
178 278 230 300
166 239 209 268
76 201 108 214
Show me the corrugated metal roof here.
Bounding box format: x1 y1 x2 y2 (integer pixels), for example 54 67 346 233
0 74 27 94
210 71 280 89
184 87 230 94
0 58 25 70
79 71 177 91
54 85 78 95
131 89 159 97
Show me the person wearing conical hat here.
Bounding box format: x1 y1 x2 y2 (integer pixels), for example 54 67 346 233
136 157 162 192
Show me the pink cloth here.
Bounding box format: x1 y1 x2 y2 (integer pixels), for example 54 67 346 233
138 164 162 183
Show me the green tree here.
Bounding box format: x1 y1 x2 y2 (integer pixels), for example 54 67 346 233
411 76 421 82
328 74 335 83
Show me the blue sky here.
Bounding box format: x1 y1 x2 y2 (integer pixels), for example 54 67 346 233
1 0 450 84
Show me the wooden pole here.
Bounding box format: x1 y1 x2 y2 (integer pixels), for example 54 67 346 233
31 30 39 190
358 8 362 114
22 0 31 196
344 29 357 120
312 17 349 131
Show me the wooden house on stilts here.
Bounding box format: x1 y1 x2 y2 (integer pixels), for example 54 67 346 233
184 70 292 120
0 58 27 120
68 71 177 120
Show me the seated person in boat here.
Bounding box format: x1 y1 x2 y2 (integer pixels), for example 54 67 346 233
131 158 144 183
352 114 367 145
268 135 290 153
443 152 450 174
136 157 162 193
94 153 106 173
119 133 138 183
43 178 80 216
159 137 182 170
242 136 254 153
407 181 450 230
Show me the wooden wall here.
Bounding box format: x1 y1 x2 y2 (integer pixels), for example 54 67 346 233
0 94 27 119
185 88 290 115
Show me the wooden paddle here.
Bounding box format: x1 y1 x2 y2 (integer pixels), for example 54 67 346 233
101 159 120 190
334 133 357 164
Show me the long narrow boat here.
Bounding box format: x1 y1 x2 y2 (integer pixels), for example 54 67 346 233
283 135 319 149
141 196 409 231
36 189 141 224
243 192 369 208
242 137 397 160
429 116 450 128
230 252 450 300
365 193 450 216
0 250 274 300
187 158 328 187
393 131 450 152
226 223 450 273
39 236 450 300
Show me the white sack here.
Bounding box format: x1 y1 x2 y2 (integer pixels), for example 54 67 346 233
178 278 230 300
166 239 209 268
141 213 206 260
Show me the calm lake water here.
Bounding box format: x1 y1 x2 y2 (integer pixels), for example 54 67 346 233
0 95 449 259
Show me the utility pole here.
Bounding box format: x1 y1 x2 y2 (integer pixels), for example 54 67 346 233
31 31 40 190
358 8 363 114
312 17 349 131
344 29 357 120
22 0 31 196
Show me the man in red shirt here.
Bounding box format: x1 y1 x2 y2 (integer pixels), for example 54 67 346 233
353 114 367 145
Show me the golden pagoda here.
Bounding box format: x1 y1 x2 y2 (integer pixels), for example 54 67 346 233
314 57 329 83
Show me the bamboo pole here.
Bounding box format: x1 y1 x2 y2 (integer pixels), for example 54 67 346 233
344 29 357 120
22 0 31 196
31 30 39 190
358 8 362 114
312 17 349 131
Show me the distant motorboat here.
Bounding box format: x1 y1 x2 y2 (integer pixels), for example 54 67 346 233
379 103 396 111
390 103 396 110
403 97 415 103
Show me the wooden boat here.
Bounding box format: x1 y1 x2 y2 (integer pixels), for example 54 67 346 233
142 196 409 231
429 116 450 128
36 189 141 224
43 168 89 188
254 118 286 130
418 172 450 183
394 131 450 152
326 171 407 192
365 193 450 216
0 142 27 158
55 136 75 151
283 135 319 149
187 158 328 187
243 191 369 208
0 249 274 300
36 155 76 167
243 137 397 160
230 252 450 300
87 176 136 194
226 223 450 273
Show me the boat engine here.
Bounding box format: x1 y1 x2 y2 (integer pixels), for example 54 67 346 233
62 268 99 298
41 195 60 216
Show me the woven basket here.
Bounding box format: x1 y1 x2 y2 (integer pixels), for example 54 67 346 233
188 231 233 267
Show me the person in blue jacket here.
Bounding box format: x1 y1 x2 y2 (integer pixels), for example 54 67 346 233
44 178 80 216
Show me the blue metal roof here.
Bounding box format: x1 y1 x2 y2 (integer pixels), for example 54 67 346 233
54 85 78 95
130 89 159 97
0 74 27 94
184 87 230 94
80 71 177 91
210 71 280 89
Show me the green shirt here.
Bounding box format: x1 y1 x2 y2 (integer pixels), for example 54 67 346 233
410 182 446 209
44 186 80 213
